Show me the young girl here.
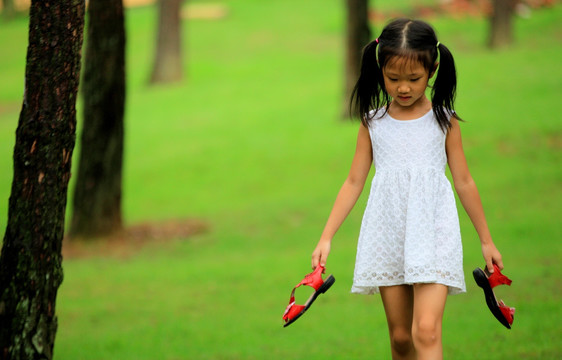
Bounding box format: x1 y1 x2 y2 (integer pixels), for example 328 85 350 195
311 19 504 359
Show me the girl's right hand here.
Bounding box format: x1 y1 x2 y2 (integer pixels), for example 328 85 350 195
311 239 331 270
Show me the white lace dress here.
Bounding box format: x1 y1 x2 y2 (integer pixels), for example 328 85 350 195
351 109 466 295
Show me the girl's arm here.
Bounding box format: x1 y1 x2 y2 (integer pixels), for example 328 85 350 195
311 123 373 269
446 118 503 273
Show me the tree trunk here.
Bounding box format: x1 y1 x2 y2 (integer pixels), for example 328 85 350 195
0 0 85 359
488 0 515 48
344 0 371 118
69 0 126 239
150 0 183 84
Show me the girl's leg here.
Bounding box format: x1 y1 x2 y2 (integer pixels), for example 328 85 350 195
412 283 448 360
380 285 415 360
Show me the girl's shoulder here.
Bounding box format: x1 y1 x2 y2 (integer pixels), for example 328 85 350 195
366 108 389 123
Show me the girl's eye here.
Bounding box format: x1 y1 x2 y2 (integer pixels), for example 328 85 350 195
411 78 421 82
389 78 398 82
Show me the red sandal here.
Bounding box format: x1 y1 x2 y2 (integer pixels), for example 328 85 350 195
473 264 515 329
282 265 335 327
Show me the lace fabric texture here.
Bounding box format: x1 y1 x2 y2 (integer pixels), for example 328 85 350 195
351 110 466 295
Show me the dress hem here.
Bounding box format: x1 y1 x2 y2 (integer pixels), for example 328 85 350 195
351 280 466 296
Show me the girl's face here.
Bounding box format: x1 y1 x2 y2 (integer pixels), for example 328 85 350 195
382 57 435 109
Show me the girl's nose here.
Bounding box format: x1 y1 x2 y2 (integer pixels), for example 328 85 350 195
398 83 410 93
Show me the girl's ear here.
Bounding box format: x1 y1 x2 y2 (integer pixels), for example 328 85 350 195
429 63 439 79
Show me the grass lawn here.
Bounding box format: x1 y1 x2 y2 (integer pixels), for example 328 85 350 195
0 1 561 359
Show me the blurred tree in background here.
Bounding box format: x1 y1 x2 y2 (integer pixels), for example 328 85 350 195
150 0 184 84
0 0 85 358
1 0 15 20
345 0 371 117
69 0 126 239
489 0 515 48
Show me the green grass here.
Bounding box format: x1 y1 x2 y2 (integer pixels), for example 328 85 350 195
1 1 561 359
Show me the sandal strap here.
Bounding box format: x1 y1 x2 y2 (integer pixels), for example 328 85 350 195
283 303 305 321
487 264 512 288
295 265 326 291
498 300 515 325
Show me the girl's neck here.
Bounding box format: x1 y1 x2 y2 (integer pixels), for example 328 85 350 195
388 96 432 121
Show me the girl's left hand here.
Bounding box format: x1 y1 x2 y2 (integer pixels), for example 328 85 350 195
481 241 503 273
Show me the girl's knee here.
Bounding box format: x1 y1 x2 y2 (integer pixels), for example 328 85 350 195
390 328 414 355
412 320 441 347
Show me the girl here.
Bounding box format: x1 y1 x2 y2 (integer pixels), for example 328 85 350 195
311 19 504 360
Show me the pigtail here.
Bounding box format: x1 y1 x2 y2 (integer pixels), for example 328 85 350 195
350 40 388 127
431 43 461 131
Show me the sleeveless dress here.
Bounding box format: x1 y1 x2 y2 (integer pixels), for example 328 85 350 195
351 109 466 295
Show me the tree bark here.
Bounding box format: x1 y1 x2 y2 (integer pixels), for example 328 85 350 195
150 0 183 84
488 0 515 48
0 0 85 359
69 0 126 239
344 0 371 118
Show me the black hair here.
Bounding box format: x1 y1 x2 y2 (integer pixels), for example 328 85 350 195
350 18 460 131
